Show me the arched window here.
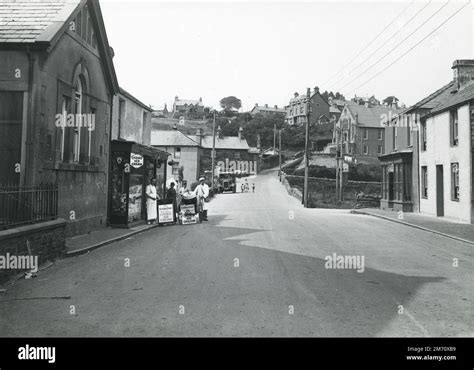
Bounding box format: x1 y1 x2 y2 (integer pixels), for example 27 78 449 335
72 78 83 162
59 98 68 161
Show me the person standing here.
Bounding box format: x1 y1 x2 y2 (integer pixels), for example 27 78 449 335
194 177 210 221
146 178 158 224
167 182 178 221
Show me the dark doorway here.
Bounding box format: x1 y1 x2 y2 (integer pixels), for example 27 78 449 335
436 165 444 217
388 172 394 201
0 91 23 185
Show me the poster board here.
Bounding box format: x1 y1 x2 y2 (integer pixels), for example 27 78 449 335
157 199 176 224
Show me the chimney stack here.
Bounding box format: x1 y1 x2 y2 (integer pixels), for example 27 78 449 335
452 59 474 91
199 97 202 102
217 124 223 139
196 128 202 145
274 105 278 109
238 126 243 140
314 86 319 94
175 96 178 101
265 104 268 108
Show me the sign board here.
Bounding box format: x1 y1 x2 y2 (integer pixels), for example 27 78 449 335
344 155 353 163
180 204 197 224
180 204 195 215
387 164 394 173
182 214 197 225
130 153 144 169
158 203 174 223
343 163 349 172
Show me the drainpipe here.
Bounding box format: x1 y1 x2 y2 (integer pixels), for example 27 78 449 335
106 92 114 226
24 46 36 187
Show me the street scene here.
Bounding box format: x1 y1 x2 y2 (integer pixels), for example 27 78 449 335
0 0 473 345
0 170 473 337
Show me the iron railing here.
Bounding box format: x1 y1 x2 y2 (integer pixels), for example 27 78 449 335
0 184 58 230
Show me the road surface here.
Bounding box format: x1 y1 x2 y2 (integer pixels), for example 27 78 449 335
0 170 472 337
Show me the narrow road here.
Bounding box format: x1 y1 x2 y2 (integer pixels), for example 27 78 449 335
0 170 472 337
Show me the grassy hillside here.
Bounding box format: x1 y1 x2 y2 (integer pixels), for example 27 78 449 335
152 117 213 135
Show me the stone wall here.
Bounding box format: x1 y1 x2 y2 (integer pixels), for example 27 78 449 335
0 219 66 284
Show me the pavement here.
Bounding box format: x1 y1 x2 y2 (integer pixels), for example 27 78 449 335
0 169 472 337
351 208 474 245
66 223 160 256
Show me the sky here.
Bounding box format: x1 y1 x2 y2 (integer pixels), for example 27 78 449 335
100 1 474 111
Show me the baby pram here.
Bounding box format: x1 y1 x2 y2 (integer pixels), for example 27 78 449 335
178 191 201 224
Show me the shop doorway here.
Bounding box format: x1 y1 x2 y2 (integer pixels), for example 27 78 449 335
436 165 444 217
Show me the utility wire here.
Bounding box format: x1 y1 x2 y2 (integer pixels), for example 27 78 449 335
338 0 451 91
330 0 434 91
346 0 470 96
321 0 416 87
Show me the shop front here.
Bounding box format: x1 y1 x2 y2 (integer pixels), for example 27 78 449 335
109 140 169 227
380 151 413 212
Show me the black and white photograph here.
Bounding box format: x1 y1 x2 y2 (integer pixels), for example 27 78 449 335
0 0 472 367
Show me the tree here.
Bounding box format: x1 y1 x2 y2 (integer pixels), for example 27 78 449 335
219 96 242 111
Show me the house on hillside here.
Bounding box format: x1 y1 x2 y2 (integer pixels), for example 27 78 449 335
172 96 204 116
331 102 402 158
0 0 118 239
285 87 330 126
250 104 286 117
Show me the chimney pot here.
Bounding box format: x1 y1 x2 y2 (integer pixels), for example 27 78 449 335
452 59 474 90
196 128 202 145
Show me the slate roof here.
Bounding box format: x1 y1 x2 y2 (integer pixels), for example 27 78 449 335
200 135 250 150
251 105 286 114
0 0 80 43
174 99 203 107
346 102 402 128
428 83 474 115
151 130 199 147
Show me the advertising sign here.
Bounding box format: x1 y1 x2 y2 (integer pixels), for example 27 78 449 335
130 153 144 169
158 203 174 223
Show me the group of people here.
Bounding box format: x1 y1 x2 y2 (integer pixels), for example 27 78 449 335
240 178 256 193
145 177 210 224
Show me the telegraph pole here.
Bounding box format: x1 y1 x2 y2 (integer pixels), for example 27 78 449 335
211 111 216 193
335 127 339 201
339 128 343 202
273 124 276 153
303 87 311 208
279 129 282 182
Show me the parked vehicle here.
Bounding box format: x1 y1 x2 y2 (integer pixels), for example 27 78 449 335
217 172 237 193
